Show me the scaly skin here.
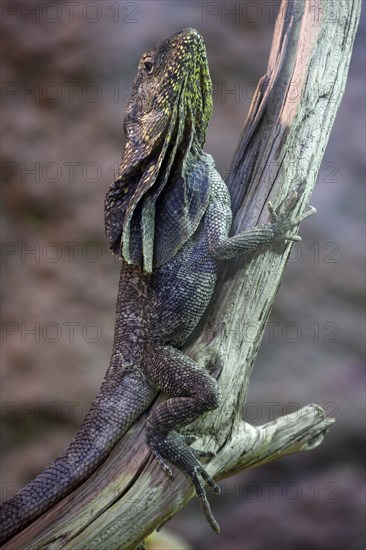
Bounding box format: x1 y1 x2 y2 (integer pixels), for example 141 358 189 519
0 28 315 543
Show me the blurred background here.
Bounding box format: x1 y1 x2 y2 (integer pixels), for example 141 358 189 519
1 1 365 549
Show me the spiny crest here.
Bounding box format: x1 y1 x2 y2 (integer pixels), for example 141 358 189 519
105 28 213 272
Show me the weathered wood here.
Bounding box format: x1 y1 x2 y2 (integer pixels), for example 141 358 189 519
4 1 361 548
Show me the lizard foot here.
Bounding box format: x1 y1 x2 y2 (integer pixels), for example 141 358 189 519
268 196 316 243
147 430 220 533
182 433 216 458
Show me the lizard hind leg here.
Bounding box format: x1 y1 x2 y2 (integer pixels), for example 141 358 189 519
142 344 221 532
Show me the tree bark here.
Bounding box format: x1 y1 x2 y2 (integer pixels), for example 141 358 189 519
4 1 361 548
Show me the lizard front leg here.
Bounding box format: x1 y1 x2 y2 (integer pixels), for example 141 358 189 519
210 198 316 261
142 343 221 532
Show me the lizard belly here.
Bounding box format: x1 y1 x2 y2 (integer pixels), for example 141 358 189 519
146 231 218 346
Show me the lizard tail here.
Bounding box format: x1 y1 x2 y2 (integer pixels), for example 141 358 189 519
0 365 156 545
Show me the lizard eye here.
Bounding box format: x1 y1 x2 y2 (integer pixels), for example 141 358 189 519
143 60 154 75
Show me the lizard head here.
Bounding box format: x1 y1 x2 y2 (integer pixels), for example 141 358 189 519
124 27 213 157
105 29 213 272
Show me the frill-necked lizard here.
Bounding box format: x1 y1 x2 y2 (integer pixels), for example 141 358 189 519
0 28 315 542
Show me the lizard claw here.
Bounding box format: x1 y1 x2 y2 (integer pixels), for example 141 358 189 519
267 199 316 243
150 448 173 478
301 205 317 219
267 201 278 223
192 470 220 533
285 234 302 242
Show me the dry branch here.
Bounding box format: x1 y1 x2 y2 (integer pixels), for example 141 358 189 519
4 1 361 548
